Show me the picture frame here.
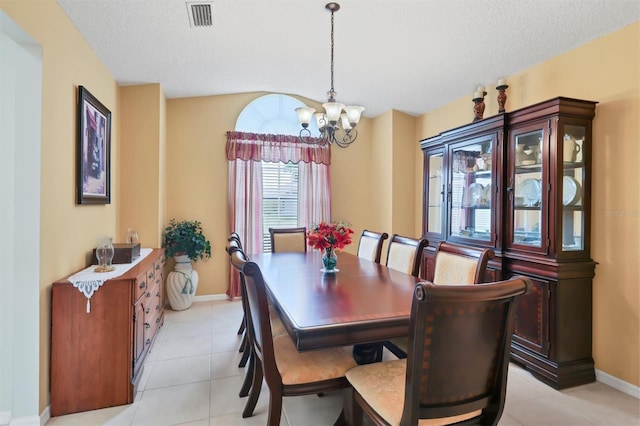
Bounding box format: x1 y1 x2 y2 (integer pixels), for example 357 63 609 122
76 85 111 204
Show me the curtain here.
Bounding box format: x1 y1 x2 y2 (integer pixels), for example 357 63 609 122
226 159 263 299
226 131 330 165
226 131 331 299
298 161 331 227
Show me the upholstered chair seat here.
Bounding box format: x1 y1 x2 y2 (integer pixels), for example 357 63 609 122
274 335 356 385
346 359 480 426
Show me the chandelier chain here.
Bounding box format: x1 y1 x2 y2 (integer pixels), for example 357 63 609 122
329 8 335 101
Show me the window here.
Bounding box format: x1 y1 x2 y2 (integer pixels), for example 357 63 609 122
233 94 329 252
262 161 299 251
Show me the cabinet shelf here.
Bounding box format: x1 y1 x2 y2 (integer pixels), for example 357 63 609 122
562 161 584 170
515 164 542 173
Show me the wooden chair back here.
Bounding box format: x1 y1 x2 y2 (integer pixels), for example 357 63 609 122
432 241 495 285
356 230 389 264
228 231 243 250
385 234 428 277
269 227 307 253
400 278 531 424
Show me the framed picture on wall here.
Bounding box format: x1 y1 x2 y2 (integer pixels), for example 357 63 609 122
76 85 111 204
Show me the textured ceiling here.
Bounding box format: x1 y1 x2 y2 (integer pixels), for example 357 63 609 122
56 0 639 118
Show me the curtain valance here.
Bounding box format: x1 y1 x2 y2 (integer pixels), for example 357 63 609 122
226 131 331 165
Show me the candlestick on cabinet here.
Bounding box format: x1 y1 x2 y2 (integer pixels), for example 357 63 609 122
497 82 509 113
472 95 486 122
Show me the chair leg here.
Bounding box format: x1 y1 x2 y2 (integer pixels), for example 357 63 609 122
237 317 246 335
350 389 364 426
239 330 247 353
334 388 354 426
242 358 263 418
238 336 250 367
239 350 254 397
266 391 283 426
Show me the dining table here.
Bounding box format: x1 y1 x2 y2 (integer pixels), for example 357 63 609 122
249 250 421 364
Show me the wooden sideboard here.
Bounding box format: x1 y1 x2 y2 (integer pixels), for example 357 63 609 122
50 248 165 416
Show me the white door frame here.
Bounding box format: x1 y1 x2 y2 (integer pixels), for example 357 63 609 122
0 11 42 426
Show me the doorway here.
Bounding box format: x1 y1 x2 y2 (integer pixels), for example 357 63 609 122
0 11 42 426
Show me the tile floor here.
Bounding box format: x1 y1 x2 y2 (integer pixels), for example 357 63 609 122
47 299 639 426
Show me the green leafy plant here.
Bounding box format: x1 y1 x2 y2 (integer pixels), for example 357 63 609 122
162 219 212 262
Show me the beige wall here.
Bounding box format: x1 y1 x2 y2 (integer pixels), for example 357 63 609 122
119 84 166 247
1 0 120 412
390 110 417 237
414 22 640 387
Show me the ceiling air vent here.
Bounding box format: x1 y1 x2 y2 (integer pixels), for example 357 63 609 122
186 2 213 27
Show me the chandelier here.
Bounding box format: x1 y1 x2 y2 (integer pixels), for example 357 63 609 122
296 3 365 148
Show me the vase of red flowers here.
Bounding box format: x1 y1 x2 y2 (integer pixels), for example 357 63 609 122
307 221 354 273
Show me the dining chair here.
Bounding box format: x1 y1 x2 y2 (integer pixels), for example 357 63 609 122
228 248 357 425
356 230 389 264
431 241 495 285
269 227 307 253
384 234 428 277
225 243 287 404
385 241 496 358
345 277 532 426
229 233 246 337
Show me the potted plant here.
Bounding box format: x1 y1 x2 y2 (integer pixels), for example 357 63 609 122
162 219 211 310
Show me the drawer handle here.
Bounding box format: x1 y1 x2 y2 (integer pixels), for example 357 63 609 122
156 305 160 311
156 317 161 323
146 338 151 345
146 308 150 314
156 291 161 297
148 271 154 279
155 264 161 270
145 323 150 329
139 281 146 289
146 292 151 298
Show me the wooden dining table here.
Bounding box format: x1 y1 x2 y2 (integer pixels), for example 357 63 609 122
249 250 421 364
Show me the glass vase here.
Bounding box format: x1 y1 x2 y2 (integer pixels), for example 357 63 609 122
321 248 338 273
95 237 115 272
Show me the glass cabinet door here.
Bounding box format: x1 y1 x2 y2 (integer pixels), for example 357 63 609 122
561 124 586 251
424 151 444 237
509 127 546 251
449 138 493 242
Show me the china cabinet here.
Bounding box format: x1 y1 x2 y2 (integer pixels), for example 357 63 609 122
421 114 506 282
420 97 597 389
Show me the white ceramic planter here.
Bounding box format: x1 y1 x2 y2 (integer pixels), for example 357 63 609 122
166 255 199 311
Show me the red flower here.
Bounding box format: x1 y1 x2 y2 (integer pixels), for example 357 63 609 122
307 221 354 252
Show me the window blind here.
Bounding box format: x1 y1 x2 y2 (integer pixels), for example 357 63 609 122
262 161 299 251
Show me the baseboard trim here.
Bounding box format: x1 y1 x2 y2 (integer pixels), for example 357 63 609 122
194 294 230 302
596 368 640 399
38 405 49 426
